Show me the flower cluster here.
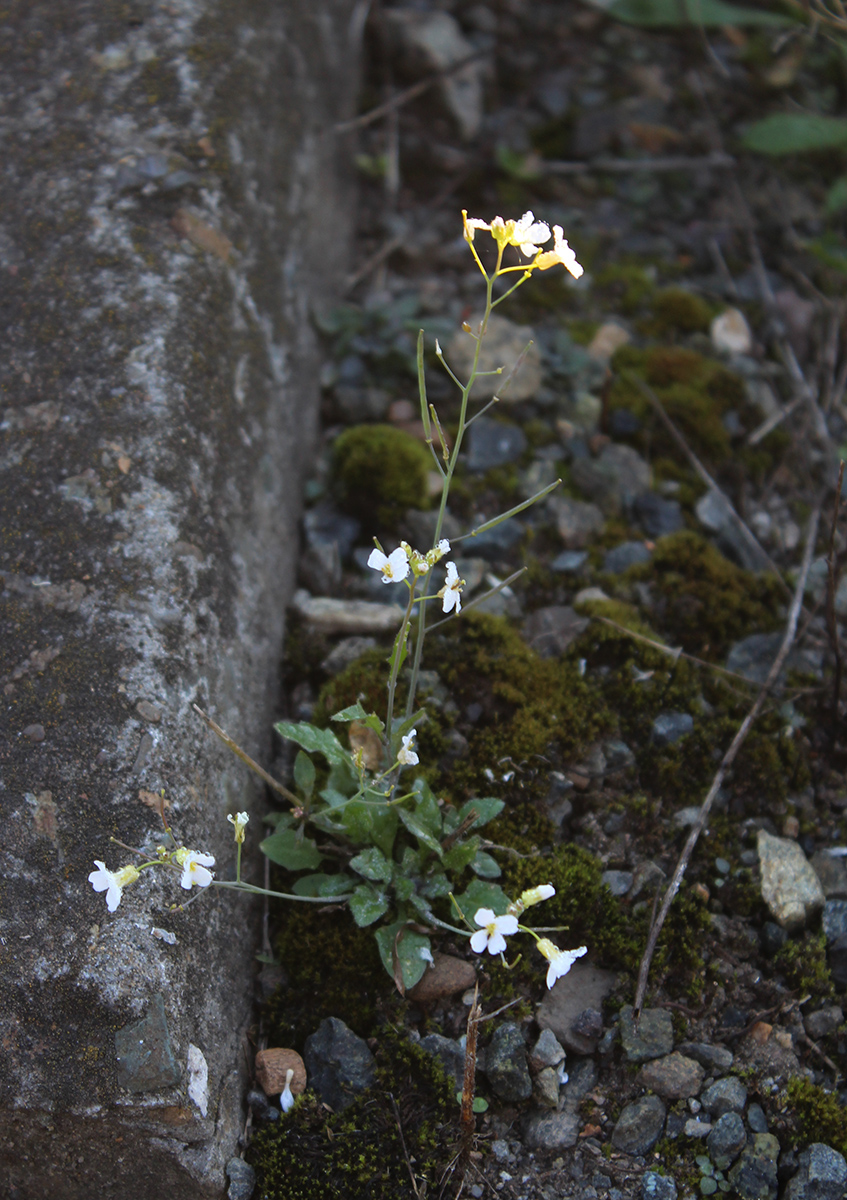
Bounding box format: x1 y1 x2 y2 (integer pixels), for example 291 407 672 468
367 539 463 614
462 209 584 279
468 885 587 989
88 844 216 913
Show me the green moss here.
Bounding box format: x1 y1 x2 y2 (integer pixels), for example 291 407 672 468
773 932 836 1000
645 287 714 335
785 1077 847 1157
595 262 656 315
333 425 431 528
249 1031 455 1200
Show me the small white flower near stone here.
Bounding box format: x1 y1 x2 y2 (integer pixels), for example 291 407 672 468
88 861 140 912
470 908 519 955
367 545 410 584
398 730 419 767
536 939 587 989
227 811 250 843
280 1067 296 1113
177 849 216 890
535 226 584 278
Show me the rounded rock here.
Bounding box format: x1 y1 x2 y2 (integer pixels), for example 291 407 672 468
637 1052 704 1100
701 1075 748 1117
642 1172 678 1200
706 1110 747 1170
486 1022 532 1102
254 1047 306 1098
611 1094 666 1155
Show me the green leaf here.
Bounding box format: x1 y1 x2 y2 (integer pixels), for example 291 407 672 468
319 786 351 809
394 874 415 902
331 702 385 736
374 922 431 991
458 797 505 830
411 777 443 838
442 836 481 873
293 751 316 799
455 1092 489 1113
826 175 847 216
387 625 410 685
409 892 435 920
326 760 359 796
398 807 443 858
700 1179 718 1196
260 827 324 871
341 799 399 859
695 1157 713 1174
607 0 791 27
471 850 502 879
391 708 428 743
370 804 400 859
350 846 394 883
292 872 355 897
742 113 847 155
349 883 390 927
274 721 351 767
421 871 452 899
454 879 510 919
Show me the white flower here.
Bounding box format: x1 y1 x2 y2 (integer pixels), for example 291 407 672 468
178 849 216 890
470 907 519 955
88 861 140 912
227 811 249 843
511 210 552 257
535 226 584 278
425 538 451 567
367 545 410 583
398 730 419 766
280 1068 295 1113
439 562 464 614
536 938 587 989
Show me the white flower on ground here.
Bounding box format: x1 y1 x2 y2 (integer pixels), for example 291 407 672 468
439 562 464 614
398 730 419 767
227 811 249 843
536 938 587 989
367 545 410 583
177 849 216 890
470 908 519 956
88 861 141 912
534 226 584 278
462 210 551 257
509 883 556 916
280 1068 295 1113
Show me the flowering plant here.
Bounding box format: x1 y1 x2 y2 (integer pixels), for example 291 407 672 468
88 212 588 994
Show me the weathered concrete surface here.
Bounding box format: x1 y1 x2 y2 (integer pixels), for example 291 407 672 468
0 1 357 1196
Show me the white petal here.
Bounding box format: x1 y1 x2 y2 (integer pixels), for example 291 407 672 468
474 908 496 927
367 547 387 571
470 929 490 954
486 932 507 955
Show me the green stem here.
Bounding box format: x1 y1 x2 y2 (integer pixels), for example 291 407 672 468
385 583 418 744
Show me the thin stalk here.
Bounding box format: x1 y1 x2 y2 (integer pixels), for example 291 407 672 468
385 584 418 745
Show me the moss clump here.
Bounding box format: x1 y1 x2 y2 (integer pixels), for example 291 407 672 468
646 287 713 335
249 1032 455 1200
773 932 836 1001
333 425 431 528
595 262 656 315
629 531 784 659
785 1077 847 1157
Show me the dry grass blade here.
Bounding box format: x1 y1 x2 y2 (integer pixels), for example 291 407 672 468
193 703 299 807
826 460 845 740
633 504 821 1017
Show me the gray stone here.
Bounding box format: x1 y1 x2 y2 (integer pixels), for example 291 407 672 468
785 1143 847 1200
619 1006 674 1062
760 920 789 958
533 1066 562 1108
602 870 634 897
603 541 652 574
419 1033 466 1090
486 1022 532 1102
571 443 652 516
381 9 484 141
537 960 618 1055
728 1133 779 1200
529 1028 566 1072
523 1107 580 1150
804 1006 844 1040
758 830 825 931
522 605 589 658
726 632 822 687
707 1111 747 1170
651 712 694 747
685 1118 712 1138
637 1052 704 1100
828 931 847 987
642 1173 678 1200
446 313 543 400
549 495 606 548
701 1076 748 1117
0 2 357 1192
747 1103 769 1134
467 417 528 472
114 993 181 1093
466 519 525 560
695 490 773 573
303 1017 376 1111
822 900 847 943
603 739 636 772
678 1042 734 1073
321 636 379 676
293 590 404 635
226 1157 257 1200
551 549 589 572
632 492 684 538
811 852 847 899
611 1095 666 1155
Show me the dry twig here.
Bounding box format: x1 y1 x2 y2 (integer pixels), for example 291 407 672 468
826 460 846 740
634 504 821 1016
193 703 299 807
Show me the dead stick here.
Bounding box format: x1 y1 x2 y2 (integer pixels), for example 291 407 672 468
193 703 299 807
634 504 821 1017
826 460 846 741
596 616 759 688
541 151 735 175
